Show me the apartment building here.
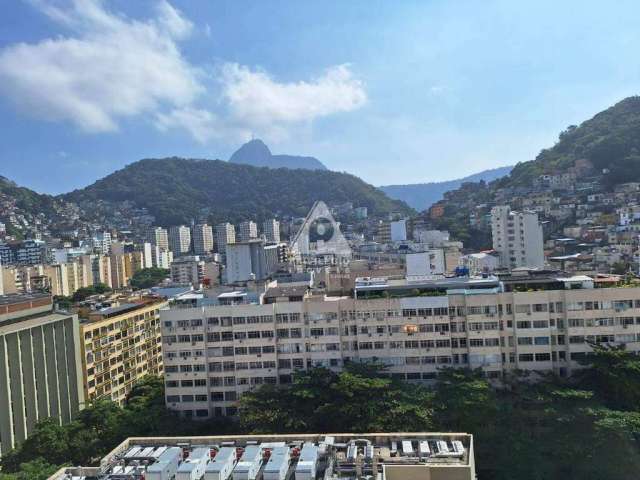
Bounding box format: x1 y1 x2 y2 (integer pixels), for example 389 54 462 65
170 256 219 288
215 223 236 255
160 271 640 418
225 240 284 284
0 239 47 265
192 224 214 255
80 298 167 404
238 221 258 242
93 232 112 255
262 219 281 243
169 225 192 256
0 294 84 456
148 227 169 251
491 205 544 269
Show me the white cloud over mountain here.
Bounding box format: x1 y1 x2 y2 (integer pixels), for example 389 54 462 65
0 0 366 142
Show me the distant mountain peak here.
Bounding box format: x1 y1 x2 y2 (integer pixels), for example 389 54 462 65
229 139 327 171
229 139 272 165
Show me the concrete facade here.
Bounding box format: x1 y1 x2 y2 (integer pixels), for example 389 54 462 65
0 294 84 456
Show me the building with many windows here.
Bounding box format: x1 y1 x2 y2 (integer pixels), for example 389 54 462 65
491 205 544 269
148 227 169 252
0 294 84 456
0 239 47 266
80 298 167 404
262 219 281 243
169 225 192 256
215 223 236 255
160 271 640 418
192 224 214 255
238 221 258 242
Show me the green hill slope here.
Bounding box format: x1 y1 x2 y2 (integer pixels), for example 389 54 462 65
63 158 412 225
502 96 640 188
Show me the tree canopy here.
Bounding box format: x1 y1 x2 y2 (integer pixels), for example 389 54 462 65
130 268 169 290
4 351 640 480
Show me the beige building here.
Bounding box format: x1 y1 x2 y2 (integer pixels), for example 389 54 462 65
80 298 167 404
0 294 84 456
161 271 640 418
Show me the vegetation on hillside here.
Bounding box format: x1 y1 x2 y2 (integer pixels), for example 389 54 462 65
0 176 58 215
63 158 413 225
500 96 640 188
4 346 640 480
130 268 169 289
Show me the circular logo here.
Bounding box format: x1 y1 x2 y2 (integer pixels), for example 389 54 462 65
309 217 335 242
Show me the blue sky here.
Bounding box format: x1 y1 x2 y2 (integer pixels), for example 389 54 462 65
1 0 640 194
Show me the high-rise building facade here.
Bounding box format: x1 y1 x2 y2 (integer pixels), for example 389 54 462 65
169 226 192 256
92 232 112 255
80 298 167 405
0 294 84 455
170 256 206 288
215 223 236 255
237 221 258 243
0 240 47 266
262 219 281 243
225 240 275 284
148 227 169 252
161 272 640 418
192 224 214 255
491 206 544 269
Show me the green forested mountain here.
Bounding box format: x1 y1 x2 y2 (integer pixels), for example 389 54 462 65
500 96 640 188
0 176 58 214
63 158 412 225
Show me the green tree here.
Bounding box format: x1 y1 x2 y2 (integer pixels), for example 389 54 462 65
0 458 61 480
576 343 640 410
130 268 169 290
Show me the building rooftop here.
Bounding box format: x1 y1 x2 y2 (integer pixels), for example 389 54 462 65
85 298 164 322
48 433 475 480
0 293 53 326
0 292 50 307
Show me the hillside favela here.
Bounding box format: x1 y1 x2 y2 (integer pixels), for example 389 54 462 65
2 2 640 480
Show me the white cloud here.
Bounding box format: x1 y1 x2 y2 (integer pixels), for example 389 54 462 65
155 107 250 144
220 63 367 128
0 0 201 132
0 1 367 143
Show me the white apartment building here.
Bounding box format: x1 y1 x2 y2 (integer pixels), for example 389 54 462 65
225 240 269 284
160 271 640 418
152 246 173 269
238 221 258 243
192 224 214 255
262 219 281 243
491 205 544 269
215 223 236 255
92 232 112 255
148 227 169 252
169 225 192 256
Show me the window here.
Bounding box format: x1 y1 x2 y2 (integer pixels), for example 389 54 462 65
534 336 550 345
